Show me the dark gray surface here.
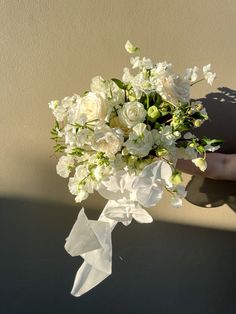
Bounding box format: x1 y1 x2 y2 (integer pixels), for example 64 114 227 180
1 197 236 314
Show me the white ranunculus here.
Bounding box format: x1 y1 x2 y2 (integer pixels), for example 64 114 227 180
91 126 124 157
118 102 146 128
79 92 108 123
56 155 74 178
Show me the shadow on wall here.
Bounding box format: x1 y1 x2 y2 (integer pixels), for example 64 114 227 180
1 197 236 314
186 87 236 210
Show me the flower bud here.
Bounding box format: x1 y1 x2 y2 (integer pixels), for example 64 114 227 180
195 103 203 111
155 147 168 157
171 171 183 185
147 106 161 121
127 155 138 167
194 119 202 127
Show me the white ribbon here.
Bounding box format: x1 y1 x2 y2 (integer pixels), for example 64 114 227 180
65 208 117 297
64 161 174 297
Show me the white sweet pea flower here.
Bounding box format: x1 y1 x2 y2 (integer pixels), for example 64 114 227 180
130 56 153 70
124 123 154 158
132 160 173 208
79 92 108 124
184 66 199 82
118 101 146 128
192 157 207 171
203 64 216 85
122 67 133 84
130 56 141 69
90 76 110 99
50 95 80 122
125 40 139 54
91 125 124 157
56 155 74 178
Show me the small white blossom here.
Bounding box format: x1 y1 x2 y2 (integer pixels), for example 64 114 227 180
124 123 154 158
56 155 74 178
203 64 216 85
184 66 198 82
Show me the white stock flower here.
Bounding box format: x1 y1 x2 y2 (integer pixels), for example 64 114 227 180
192 157 207 171
118 101 146 128
203 64 216 85
91 125 124 157
124 123 154 158
79 92 108 124
125 40 139 54
56 155 74 178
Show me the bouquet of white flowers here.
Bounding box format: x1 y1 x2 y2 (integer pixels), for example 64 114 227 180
49 41 221 297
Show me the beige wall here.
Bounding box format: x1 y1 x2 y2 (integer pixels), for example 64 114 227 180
1 0 236 230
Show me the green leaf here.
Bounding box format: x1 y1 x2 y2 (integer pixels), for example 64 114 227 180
201 137 224 146
111 78 127 90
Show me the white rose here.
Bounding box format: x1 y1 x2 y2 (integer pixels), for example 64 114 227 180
79 92 108 123
91 125 124 157
118 102 146 128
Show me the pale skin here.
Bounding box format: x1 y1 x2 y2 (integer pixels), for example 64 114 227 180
176 153 236 181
